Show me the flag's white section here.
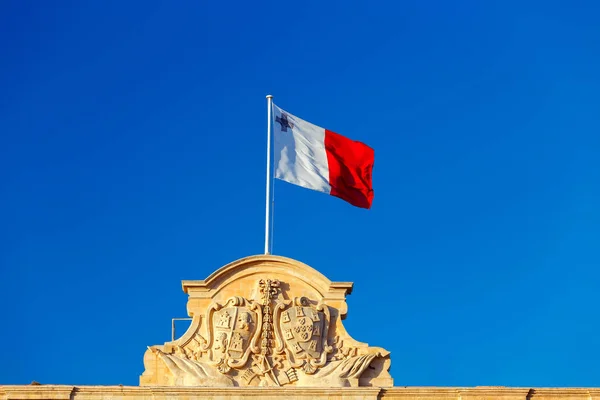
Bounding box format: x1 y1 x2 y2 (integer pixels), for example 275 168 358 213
273 104 331 194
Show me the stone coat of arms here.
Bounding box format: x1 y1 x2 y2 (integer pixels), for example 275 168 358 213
274 297 331 374
202 296 261 372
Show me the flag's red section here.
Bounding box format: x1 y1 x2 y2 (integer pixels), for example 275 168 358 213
324 129 374 209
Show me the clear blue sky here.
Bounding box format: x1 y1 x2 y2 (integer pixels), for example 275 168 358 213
1 0 599 388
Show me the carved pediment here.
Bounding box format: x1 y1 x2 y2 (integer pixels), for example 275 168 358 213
140 255 392 388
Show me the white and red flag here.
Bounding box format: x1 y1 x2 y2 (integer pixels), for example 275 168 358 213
272 104 374 209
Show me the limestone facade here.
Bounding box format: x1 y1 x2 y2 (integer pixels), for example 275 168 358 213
2 386 599 400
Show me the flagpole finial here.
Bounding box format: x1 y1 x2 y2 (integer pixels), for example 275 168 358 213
266 94 273 99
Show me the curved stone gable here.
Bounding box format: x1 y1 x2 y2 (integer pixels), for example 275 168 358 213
140 255 392 387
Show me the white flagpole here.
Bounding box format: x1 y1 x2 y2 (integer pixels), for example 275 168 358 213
264 95 273 254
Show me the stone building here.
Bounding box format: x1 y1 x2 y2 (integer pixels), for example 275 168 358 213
2 255 598 400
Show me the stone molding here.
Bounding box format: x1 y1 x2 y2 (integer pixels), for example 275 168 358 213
2 386 599 400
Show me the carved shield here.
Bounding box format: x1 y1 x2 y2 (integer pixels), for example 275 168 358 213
212 306 257 362
280 305 324 359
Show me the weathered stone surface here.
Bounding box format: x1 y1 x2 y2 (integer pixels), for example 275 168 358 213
2 386 599 400
139 254 393 387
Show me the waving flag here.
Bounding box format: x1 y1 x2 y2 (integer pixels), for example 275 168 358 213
273 104 374 209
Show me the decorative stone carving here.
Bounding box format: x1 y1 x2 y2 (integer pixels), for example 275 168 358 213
274 296 331 375
202 296 259 373
140 255 393 387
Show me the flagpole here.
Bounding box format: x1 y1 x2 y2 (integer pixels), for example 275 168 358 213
264 95 273 254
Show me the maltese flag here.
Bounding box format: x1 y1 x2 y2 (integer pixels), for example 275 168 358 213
273 104 374 209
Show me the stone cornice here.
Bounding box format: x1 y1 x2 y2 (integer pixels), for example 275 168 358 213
380 387 596 399
1 386 598 400
0 386 75 400
0 386 381 400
